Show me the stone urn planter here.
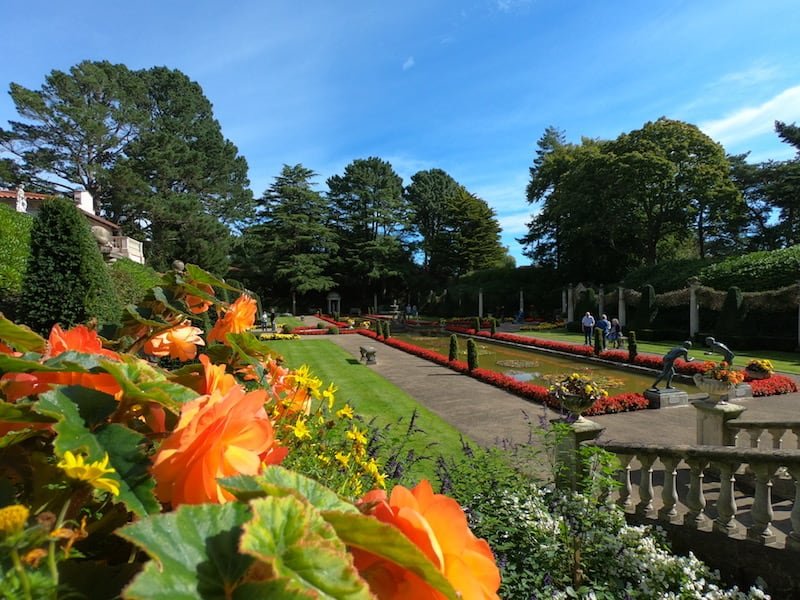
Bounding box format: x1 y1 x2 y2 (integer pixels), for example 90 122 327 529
557 393 597 421
693 373 734 404
744 367 771 380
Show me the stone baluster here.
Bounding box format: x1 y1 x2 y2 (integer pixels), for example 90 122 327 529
616 454 633 510
792 427 800 449
657 455 681 523
636 454 656 518
684 457 708 528
747 428 764 450
747 462 777 544
768 428 785 450
713 460 741 536
787 465 800 551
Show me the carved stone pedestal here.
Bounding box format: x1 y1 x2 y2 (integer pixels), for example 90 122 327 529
644 388 690 409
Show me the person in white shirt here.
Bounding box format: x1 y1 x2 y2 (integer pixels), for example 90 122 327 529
580 312 595 345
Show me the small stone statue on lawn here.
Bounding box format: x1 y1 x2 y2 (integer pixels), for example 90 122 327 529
650 341 694 390
704 336 735 365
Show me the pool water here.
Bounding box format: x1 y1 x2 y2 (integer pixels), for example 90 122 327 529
395 333 691 395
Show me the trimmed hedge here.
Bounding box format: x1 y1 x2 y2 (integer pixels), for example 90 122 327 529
700 246 800 292
109 258 162 307
19 198 121 333
0 204 33 297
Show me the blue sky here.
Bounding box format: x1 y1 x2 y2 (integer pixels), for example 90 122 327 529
2 0 800 264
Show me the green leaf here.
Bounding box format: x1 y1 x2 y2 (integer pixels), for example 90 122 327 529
185 264 241 292
123 304 172 328
0 314 46 353
240 496 373 600
34 387 160 516
0 354 63 373
99 356 196 414
0 399 56 424
119 502 254 600
323 511 458 600
221 467 358 514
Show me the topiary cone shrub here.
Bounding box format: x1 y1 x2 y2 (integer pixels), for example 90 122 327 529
384 321 391 339
474 317 481 333
593 327 603 355
490 319 497 335
628 331 638 362
467 338 479 371
448 334 459 361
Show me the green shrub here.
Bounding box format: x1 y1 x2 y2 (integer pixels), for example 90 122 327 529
384 321 391 339
448 334 459 361
474 316 481 332
282 324 294 334
574 288 597 321
700 245 800 291
467 338 478 371
622 258 716 292
628 330 638 362
19 198 121 333
632 285 657 330
715 287 745 339
327 326 339 335
490 318 497 335
109 258 162 307
0 204 33 296
593 327 603 355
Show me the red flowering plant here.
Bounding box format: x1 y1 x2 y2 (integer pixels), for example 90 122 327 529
0 264 499 600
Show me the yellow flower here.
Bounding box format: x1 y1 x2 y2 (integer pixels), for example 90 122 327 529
346 425 368 446
373 471 387 488
322 383 338 410
336 404 354 419
0 504 29 535
57 451 120 496
317 453 331 465
291 418 312 440
335 451 351 467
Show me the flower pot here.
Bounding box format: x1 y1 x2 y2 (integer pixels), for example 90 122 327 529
744 367 771 381
557 393 597 419
692 373 734 403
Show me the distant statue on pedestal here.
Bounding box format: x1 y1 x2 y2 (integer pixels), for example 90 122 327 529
15 186 27 213
650 341 694 390
704 336 735 364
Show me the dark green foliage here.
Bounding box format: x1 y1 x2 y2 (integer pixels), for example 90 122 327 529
628 331 638 362
384 321 391 339
490 318 497 335
466 338 478 371
448 334 459 361
281 324 294 334
574 288 597 321
109 258 161 308
19 198 121 333
327 326 339 335
632 285 657 330
699 246 800 291
593 327 603 355
473 317 481 332
622 258 717 293
0 204 32 295
715 287 745 339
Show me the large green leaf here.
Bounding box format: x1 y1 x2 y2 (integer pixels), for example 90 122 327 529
123 304 172 328
240 496 373 600
322 511 458 599
0 354 61 373
34 387 160 516
119 503 259 600
221 467 358 514
0 350 103 375
185 264 240 292
99 357 197 414
0 314 46 353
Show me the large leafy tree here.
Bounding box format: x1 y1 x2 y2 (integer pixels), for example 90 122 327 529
327 157 411 303
234 164 337 307
1 62 252 274
0 60 145 206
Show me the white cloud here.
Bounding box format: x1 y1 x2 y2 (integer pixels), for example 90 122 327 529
494 0 531 13
699 85 800 147
402 56 415 71
498 211 532 235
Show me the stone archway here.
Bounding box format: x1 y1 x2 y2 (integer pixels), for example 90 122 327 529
326 292 341 316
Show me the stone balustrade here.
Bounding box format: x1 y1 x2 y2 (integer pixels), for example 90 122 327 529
726 419 800 451
593 441 800 551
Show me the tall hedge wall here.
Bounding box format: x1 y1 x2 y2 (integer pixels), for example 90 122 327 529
0 204 33 317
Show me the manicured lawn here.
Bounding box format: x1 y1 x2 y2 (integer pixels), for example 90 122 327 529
263 338 472 482
275 315 306 328
516 329 800 375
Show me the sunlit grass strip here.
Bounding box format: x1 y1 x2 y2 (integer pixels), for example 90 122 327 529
262 338 471 482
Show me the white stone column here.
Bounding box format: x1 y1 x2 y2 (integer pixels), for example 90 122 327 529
562 288 567 314
373 293 378 314
694 400 746 446
689 277 700 338
567 284 574 323
519 289 524 313
478 288 484 318
618 287 626 327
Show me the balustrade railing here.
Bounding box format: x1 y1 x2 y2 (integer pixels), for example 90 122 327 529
726 419 800 451
593 441 800 551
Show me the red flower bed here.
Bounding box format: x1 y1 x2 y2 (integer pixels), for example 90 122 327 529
317 315 349 327
365 334 648 416
748 373 798 396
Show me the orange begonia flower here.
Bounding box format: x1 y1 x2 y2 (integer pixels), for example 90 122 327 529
207 295 256 345
353 480 501 600
184 283 215 315
199 354 237 396
150 386 288 505
0 324 122 403
143 323 205 362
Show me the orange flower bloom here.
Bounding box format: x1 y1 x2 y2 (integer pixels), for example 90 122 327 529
353 480 500 600
184 283 215 315
151 386 288 505
46 324 119 360
1 324 121 402
207 295 256 345
144 323 205 361
199 354 236 396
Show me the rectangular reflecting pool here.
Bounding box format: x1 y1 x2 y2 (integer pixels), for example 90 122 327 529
395 333 692 395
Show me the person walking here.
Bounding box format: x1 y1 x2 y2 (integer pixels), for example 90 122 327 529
608 318 623 348
581 312 595 345
597 314 611 349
